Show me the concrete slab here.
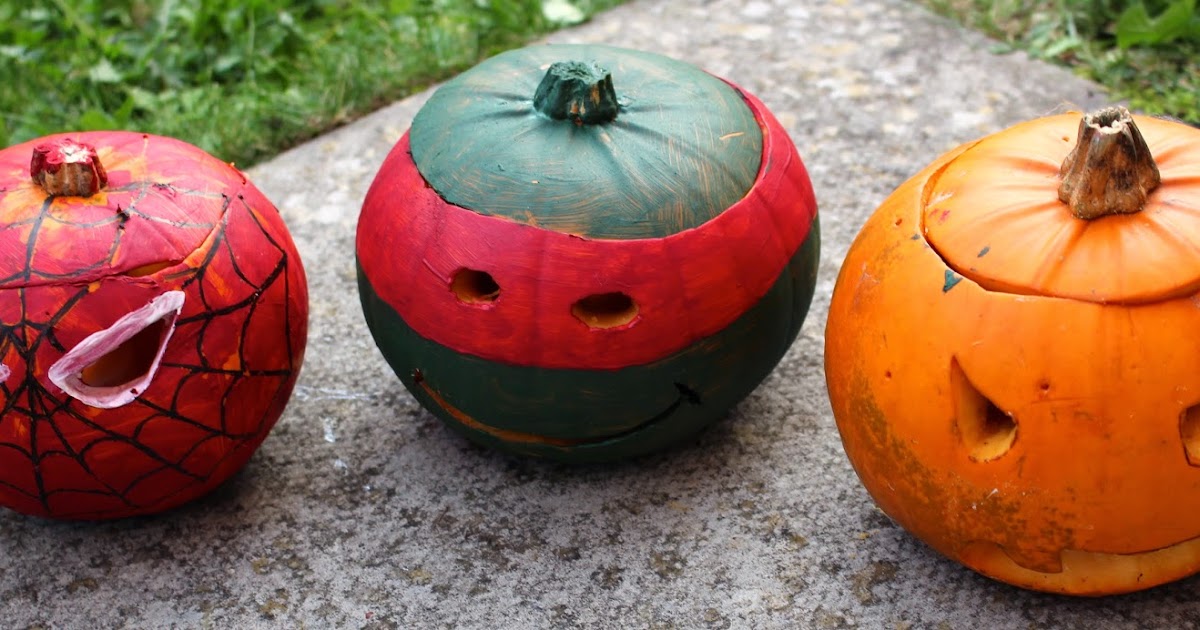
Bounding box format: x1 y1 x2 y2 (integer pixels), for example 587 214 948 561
5 0 1191 627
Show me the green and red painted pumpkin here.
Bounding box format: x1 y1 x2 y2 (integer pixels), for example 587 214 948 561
0 132 308 519
356 44 819 461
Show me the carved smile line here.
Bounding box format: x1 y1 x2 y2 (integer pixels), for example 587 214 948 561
411 369 701 448
964 534 1200 578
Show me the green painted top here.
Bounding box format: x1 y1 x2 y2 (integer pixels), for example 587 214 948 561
409 44 763 239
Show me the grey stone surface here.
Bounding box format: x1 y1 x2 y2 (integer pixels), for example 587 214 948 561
5 0 1193 628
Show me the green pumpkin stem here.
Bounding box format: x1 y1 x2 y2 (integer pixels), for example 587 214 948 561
1057 106 1160 220
31 139 108 197
533 61 619 125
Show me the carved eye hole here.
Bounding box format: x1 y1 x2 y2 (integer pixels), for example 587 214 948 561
48 291 185 409
951 359 1017 462
572 292 639 329
451 268 500 305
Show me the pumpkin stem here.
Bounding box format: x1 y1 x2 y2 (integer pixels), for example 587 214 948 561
31 139 108 197
1057 106 1160 220
533 61 619 125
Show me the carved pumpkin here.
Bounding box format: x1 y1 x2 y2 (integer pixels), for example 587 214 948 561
357 44 819 462
0 132 308 519
825 107 1200 595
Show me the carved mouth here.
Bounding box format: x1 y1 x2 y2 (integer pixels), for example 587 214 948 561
412 369 701 448
961 536 1200 594
48 291 185 408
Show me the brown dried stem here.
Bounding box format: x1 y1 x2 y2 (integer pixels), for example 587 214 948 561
1058 106 1160 220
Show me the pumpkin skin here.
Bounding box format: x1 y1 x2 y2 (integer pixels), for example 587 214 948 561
0 131 308 520
825 111 1200 595
357 44 819 462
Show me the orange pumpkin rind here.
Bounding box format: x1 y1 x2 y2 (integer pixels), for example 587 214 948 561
826 109 1200 595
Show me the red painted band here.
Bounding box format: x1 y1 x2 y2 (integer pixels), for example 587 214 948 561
357 84 817 369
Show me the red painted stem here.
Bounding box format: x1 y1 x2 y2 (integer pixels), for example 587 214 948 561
31 139 108 197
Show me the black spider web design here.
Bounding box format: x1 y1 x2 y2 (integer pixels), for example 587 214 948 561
0 181 301 519
0 180 219 288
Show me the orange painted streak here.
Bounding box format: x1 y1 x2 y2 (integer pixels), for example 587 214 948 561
358 84 817 369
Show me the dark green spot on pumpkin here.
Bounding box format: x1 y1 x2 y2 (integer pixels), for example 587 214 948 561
977 245 990 257
943 270 962 292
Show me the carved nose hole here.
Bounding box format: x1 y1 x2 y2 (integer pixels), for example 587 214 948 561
951 359 1017 462
1180 404 1200 466
572 292 639 329
451 268 500 304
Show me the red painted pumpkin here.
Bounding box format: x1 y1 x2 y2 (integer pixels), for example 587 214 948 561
825 107 1200 594
0 132 308 520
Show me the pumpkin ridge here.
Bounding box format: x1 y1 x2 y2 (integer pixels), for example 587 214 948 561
1148 137 1197 165
1162 172 1200 186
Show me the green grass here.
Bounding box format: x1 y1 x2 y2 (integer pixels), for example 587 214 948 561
919 0 1200 124
0 0 625 166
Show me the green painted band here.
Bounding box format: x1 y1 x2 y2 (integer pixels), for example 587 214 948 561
358 220 819 462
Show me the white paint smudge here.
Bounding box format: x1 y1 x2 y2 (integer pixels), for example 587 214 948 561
293 386 376 402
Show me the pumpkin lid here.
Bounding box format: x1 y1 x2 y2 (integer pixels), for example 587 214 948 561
921 108 1200 304
0 132 240 289
409 44 763 239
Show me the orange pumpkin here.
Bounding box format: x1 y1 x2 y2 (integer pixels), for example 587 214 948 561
825 107 1200 595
